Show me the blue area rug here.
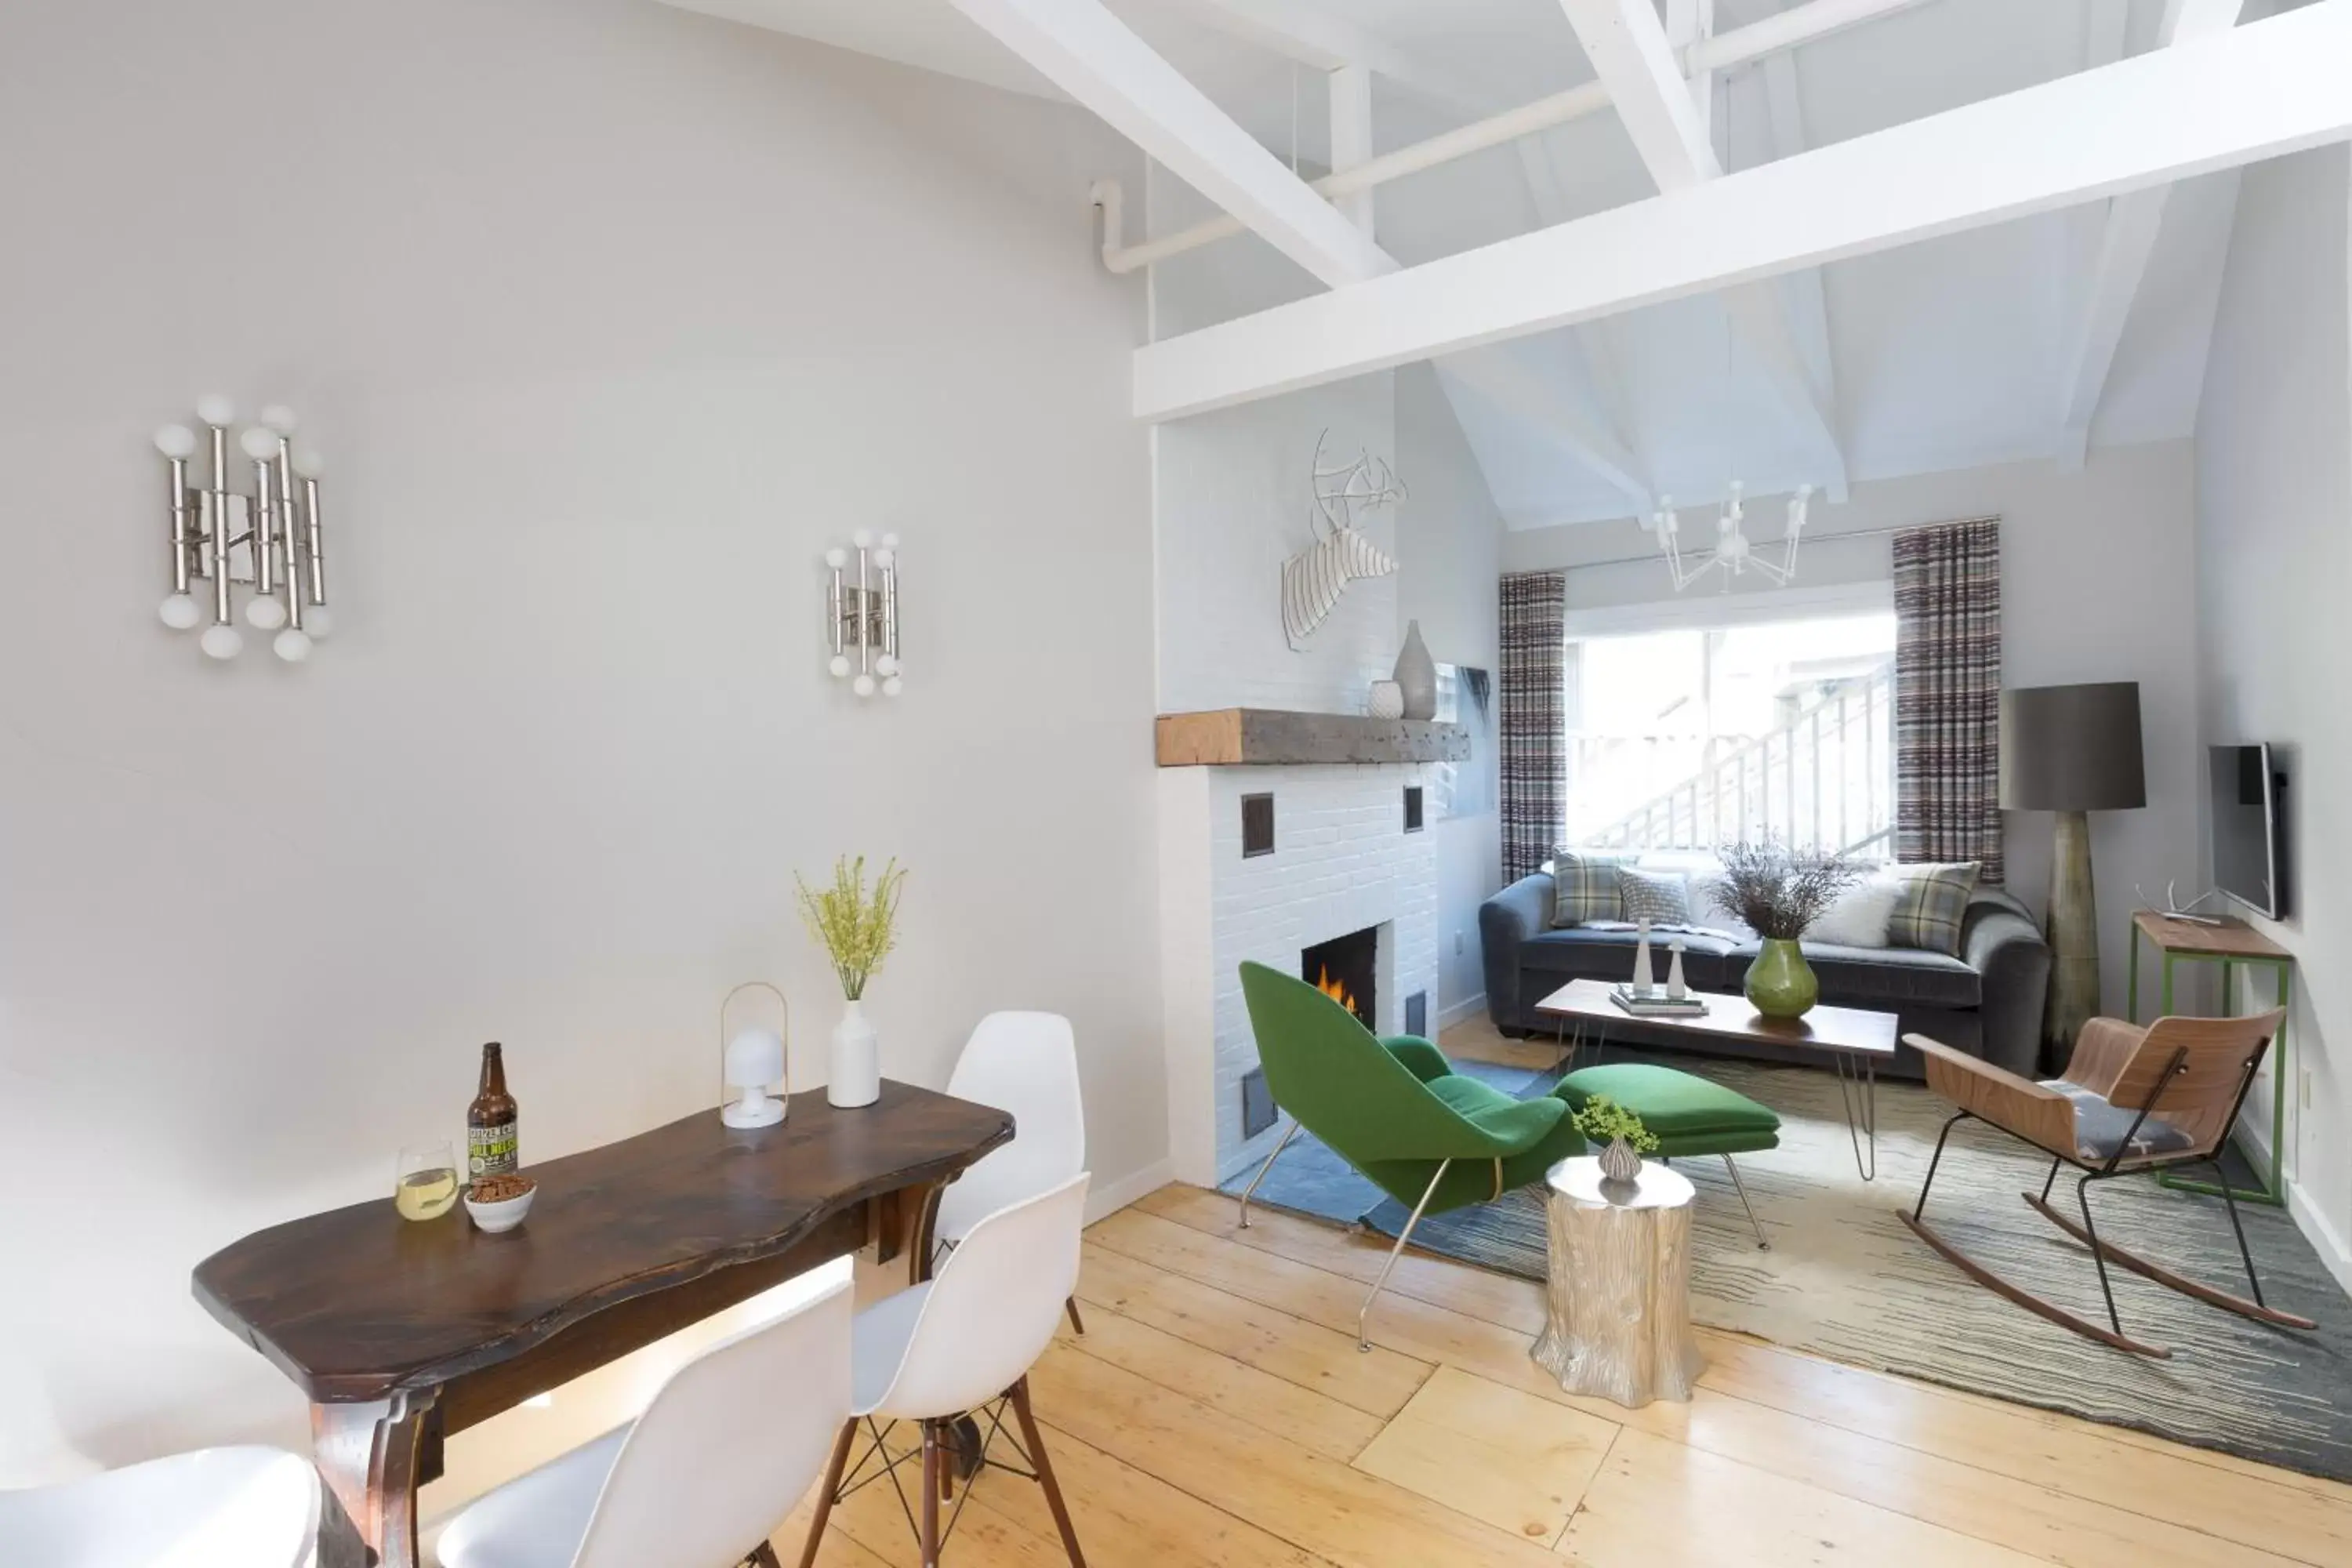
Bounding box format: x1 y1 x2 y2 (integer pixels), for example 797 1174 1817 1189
1224 1047 2352 1483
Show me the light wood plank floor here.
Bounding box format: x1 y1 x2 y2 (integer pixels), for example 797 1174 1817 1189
774 1178 2352 1567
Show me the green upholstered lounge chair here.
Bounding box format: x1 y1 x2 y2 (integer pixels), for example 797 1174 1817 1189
1235 961 1587 1348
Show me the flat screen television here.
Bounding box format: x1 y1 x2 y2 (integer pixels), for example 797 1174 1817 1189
2209 743 2285 920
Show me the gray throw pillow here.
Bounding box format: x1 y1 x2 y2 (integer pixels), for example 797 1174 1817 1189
1617 866 1692 928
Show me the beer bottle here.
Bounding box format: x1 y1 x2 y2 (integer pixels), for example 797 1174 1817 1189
467 1042 519 1180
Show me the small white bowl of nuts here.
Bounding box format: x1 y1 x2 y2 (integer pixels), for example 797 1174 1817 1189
463 1173 537 1233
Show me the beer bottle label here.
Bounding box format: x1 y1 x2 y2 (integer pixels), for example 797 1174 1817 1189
468 1122 518 1178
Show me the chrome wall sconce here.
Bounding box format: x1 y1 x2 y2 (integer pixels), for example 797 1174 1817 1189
153 396 333 662
825 531 902 699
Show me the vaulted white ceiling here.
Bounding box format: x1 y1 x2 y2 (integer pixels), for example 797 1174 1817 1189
662 0 2263 531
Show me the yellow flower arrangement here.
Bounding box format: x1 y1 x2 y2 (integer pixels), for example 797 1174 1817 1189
794 855 907 1001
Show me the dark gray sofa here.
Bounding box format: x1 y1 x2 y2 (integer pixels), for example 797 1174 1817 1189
1479 873 2051 1078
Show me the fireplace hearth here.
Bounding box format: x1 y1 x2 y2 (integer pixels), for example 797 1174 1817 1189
1301 925 1378 1031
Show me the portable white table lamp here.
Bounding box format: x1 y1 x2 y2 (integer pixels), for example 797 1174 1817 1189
719 982 789 1128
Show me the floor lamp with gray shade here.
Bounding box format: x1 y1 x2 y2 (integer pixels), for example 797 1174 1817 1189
1999 682 2146 1064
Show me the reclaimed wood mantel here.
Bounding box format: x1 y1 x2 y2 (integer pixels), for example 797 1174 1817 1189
1156 708 1471 768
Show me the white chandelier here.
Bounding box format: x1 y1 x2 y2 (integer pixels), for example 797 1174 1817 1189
1647 481 1813 593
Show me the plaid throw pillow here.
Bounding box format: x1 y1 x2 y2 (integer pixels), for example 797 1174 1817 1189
1886 862 1981 955
1550 851 1631 927
1617 866 1692 927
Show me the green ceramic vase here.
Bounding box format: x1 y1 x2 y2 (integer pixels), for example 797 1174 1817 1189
1744 937 1819 1020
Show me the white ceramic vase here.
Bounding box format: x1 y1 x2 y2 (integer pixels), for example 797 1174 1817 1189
827 999 881 1109
1394 620 1437 720
1367 679 1405 719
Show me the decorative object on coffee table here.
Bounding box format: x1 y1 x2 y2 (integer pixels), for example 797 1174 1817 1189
2000 681 2146 1062
717 981 789 1129
1367 678 1404 719
1393 619 1437 719
796 855 906 1109
1710 840 1862 1020
1531 1156 1702 1406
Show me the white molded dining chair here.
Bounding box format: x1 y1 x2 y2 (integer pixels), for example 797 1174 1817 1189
800 1171 1090 1568
0 1444 320 1568
437 1271 851 1568
931 1011 1087 1333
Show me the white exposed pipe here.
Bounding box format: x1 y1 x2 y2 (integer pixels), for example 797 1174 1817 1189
1091 0 1939 274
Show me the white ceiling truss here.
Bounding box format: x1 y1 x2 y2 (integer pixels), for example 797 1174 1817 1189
2053 0 2246 470
1129 2 2352 420
682 0 2352 528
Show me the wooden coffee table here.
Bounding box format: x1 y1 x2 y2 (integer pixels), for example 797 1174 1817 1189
1534 977 1899 1180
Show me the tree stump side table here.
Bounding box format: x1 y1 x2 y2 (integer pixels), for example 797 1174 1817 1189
1530 1156 1703 1407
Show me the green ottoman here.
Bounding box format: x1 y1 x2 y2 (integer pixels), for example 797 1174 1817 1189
1555 1062 1780 1250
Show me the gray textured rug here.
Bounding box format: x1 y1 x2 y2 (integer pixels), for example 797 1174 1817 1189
1238 1052 2352 1482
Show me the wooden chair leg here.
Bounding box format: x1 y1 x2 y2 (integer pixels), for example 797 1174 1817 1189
1063 1296 1087 1336
920 1421 942 1568
1900 1209 2170 1358
1008 1377 1086 1566
2021 1191 2317 1330
797 1419 857 1568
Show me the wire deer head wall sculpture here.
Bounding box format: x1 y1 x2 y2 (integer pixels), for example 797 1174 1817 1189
1281 430 1403 649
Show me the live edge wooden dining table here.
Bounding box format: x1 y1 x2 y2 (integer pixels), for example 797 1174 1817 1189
192 1080 1013 1568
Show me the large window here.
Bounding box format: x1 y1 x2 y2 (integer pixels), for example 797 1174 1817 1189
1565 610 1897 855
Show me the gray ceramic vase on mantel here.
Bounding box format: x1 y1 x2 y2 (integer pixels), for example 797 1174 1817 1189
1394 620 1437 720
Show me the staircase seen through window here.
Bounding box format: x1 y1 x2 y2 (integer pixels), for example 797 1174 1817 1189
1566 612 1897 858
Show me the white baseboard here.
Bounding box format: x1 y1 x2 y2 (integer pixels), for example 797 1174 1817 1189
1087 1157 1174 1222
1438 992 1488 1030
2233 1120 2352 1295
2286 1174 2352 1298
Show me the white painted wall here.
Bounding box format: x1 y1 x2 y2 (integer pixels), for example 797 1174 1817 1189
1503 442 2206 1023
2191 142 2352 1284
1396 364 1506 1025
1153 374 1399 714
0 0 1158 1480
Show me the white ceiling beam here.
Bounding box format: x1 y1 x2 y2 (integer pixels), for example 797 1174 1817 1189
1133 0 2352 420
1558 0 1720 188
1686 0 1938 74
1751 50 1849 502
1329 63 1375 236
1668 0 1719 153
1570 0 1846 500
1499 136 1656 510
1142 0 1489 118
2053 0 2246 468
1439 346 1656 513
946 0 1394 288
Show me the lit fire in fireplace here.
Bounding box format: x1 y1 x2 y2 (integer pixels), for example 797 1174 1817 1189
1313 964 1359 1018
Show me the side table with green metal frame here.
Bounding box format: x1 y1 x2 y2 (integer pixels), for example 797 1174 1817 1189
2125 909 2292 1205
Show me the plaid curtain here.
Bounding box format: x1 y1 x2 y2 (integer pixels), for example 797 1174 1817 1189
1893 518 2004 884
1499 571 1566 883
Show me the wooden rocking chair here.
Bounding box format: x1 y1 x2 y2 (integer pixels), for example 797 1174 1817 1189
1903 1009 2315 1358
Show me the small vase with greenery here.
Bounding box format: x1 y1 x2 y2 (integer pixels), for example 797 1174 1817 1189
1570 1095 1660 1184
1708 840 1862 1021
795 855 906 1109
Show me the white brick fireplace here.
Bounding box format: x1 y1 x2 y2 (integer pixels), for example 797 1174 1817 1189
1158 760 1442 1185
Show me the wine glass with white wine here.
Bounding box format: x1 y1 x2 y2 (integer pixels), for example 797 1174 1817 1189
395 1141 460 1221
